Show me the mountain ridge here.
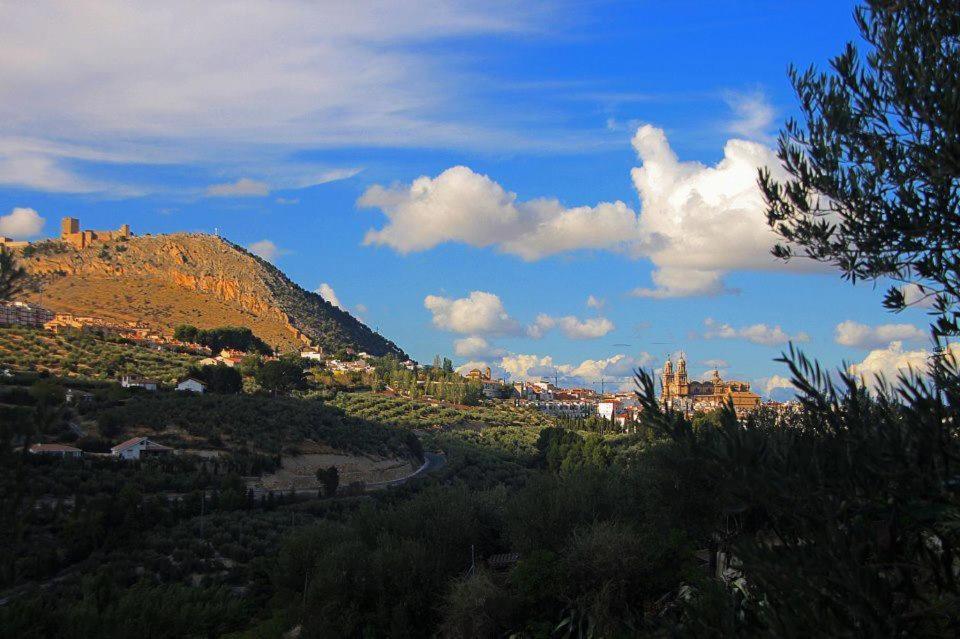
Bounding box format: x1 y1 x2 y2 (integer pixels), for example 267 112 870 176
18 232 405 357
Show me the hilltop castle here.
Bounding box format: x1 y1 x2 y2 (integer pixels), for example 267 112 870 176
60 217 131 249
660 353 760 416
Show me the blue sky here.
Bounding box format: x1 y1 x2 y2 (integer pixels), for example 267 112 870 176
0 1 937 395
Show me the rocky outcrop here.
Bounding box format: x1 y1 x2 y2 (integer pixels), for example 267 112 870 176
20 233 405 356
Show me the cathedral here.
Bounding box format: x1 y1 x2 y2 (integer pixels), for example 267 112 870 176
660 353 761 416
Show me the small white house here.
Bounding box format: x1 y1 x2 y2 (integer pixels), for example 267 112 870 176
120 375 158 391
111 436 173 460
29 443 83 459
175 377 207 393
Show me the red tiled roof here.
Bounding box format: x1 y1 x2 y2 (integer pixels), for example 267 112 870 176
111 436 147 452
30 443 82 452
111 436 172 453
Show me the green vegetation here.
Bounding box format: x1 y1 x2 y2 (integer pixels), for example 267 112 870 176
2 4 957 635
330 390 552 430
0 327 196 381
93 393 417 458
184 363 243 393
173 324 271 354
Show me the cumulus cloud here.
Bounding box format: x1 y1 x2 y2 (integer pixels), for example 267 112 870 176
756 374 797 400
362 119 815 298
206 178 269 197
586 295 605 310
834 320 926 349
247 239 285 262
0 207 45 238
360 166 639 259
482 351 654 386
702 318 809 346
628 125 812 297
454 336 506 359
724 90 775 142
424 291 520 336
848 341 949 389
527 314 615 340
316 283 342 309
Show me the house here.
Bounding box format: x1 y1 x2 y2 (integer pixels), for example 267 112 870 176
120 375 158 391
175 377 207 393
111 436 173 460
197 357 220 367
65 388 95 404
29 443 83 459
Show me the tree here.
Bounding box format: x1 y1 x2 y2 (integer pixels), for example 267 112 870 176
316 466 339 498
0 248 27 302
255 359 305 395
188 364 242 394
759 1 960 336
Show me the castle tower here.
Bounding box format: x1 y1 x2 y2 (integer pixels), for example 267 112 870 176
484 366 491 380
61 217 79 237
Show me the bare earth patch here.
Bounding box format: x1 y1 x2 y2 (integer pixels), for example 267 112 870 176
257 452 415 491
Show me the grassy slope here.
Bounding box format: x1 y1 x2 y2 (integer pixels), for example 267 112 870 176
0 326 196 382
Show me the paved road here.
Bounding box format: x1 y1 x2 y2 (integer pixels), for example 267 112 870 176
366 451 446 490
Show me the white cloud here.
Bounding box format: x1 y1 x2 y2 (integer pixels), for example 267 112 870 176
454 336 505 359
568 352 654 380
488 351 654 386
628 125 815 297
362 121 815 298
424 291 520 336
526 314 555 339
527 314 615 340
834 320 926 349
901 283 937 309
360 165 639 259
0 207 45 238
586 295 605 310
0 2 569 195
276 197 300 206
247 239 285 262
702 358 728 369
848 341 937 389
355 303 368 315
206 178 269 197
724 90 775 142
762 374 794 396
702 318 809 346
316 283 342 309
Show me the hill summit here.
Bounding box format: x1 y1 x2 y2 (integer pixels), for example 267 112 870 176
18 229 405 357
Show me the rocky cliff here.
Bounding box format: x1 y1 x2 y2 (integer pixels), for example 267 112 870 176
19 233 405 357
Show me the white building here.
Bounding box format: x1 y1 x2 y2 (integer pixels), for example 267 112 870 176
597 400 620 421
29 443 83 459
120 376 158 391
175 378 207 393
111 436 173 460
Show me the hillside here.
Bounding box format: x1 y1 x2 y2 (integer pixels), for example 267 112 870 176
0 326 196 381
18 233 405 356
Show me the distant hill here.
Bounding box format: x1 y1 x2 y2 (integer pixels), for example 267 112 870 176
18 233 405 357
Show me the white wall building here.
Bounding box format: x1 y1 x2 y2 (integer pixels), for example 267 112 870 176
111 436 173 460
175 378 207 393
